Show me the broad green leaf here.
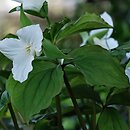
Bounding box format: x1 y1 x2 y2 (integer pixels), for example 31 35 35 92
106 88 130 106
55 12 111 42
43 39 67 59
6 60 64 121
98 107 129 130
20 6 32 27
69 45 129 88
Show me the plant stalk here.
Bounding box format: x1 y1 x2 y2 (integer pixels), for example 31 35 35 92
55 95 64 130
62 68 87 130
8 103 20 130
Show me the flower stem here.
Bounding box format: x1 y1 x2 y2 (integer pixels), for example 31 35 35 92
8 103 20 130
55 95 64 130
62 67 87 130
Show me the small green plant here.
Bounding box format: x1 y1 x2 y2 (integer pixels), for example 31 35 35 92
0 0 130 130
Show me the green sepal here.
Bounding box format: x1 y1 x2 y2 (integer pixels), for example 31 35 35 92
20 6 32 27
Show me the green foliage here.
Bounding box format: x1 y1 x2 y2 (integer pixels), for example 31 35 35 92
1 1 130 129
98 107 129 130
0 53 11 70
106 88 130 106
69 45 129 88
43 17 70 42
0 91 9 118
6 60 64 120
20 6 32 27
43 39 67 59
55 12 111 42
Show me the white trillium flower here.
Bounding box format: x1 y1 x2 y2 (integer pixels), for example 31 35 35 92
90 12 118 50
12 0 47 12
80 12 118 50
93 37 118 50
0 24 43 83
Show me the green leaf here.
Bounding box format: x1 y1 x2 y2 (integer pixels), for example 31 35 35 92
6 60 63 121
3 33 18 39
116 40 130 52
0 91 9 111
0 53 11 70
69 45 129 88
0 91 9 118
43 17 70 42
39 1 48 18
98 107 129 130
106 88 130 106
20 6 32 27
43 39 67 59
9 6 20 13
34 119 52 130
0 70 10 79
55 12 112 42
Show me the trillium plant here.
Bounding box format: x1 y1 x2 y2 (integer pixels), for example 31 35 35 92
0 1 130 130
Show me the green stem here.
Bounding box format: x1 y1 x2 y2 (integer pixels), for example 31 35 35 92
8 103 20 130
62 67 87 130
55 95 64 130
0 119 8 130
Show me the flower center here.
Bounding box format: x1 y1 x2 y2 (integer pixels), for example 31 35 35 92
25 44 35 55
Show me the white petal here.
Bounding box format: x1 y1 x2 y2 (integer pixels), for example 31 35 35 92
23 0 46 11
93 37 109 50
125 67 130 83
0 38 25 60
12 53 34 83
12 0 46 11
101 12 113 27
126 52 130 59
93 37 118 50
106 38 118 49
101 12 113 38
16 24 43 56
